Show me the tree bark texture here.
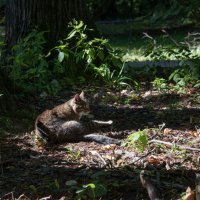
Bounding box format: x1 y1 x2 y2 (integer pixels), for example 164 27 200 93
5 0 93 52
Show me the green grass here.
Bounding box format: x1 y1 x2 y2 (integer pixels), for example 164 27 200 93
96 22 194 61
107 31 189 61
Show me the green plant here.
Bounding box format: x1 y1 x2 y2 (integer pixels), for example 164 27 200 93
8 30 62 94
7 21 133 95
192 93 200 104
145 32 200 90
169 64 200 88
76 183 107 200
123 130 148 153
151 77 169 92
52 20 132 88
29 185 37 193
65 146 81 161
94 63 131 88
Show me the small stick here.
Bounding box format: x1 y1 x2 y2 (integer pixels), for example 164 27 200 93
90 150 107 166
39 196 52 200
17 194 31 200
2 191 14 199
130 149 154 165
140 170 160 200
149 139 200 152
196 173 200 200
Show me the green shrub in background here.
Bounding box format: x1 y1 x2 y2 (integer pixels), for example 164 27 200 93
8 20 131 95
51 20 129 88
9 30 54 94
145 32 200 89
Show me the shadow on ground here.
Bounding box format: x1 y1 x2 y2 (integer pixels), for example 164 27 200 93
0 98 199 199
0 135 197 200
92 104 199 132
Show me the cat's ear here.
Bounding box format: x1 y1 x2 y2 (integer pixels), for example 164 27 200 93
79 91 85 100
74 94 81 103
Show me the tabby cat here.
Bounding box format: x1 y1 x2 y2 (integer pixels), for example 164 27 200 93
35 91 121 145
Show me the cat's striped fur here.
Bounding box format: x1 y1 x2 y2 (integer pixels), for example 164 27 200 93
35 91 120 145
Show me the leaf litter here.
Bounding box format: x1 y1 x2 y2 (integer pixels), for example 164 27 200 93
0 87 200 199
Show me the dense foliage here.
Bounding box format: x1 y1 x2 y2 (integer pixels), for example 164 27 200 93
7 21 130 95
0 0 199 26
145 32 200 90
87 0 200 26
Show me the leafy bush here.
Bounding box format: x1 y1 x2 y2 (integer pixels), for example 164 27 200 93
51 20 130 88
8 21 131 95
9 30 59 94
145 32 200 89
151 77 169 92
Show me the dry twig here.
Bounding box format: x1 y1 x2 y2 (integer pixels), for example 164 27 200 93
140 170 160 200
149 139 200 152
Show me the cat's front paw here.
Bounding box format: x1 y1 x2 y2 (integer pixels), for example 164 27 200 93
107 120 113 125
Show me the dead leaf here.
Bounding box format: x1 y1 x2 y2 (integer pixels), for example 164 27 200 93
101 144 117 150
147 155 161 165
116 159 123 167
188 131 198 137
143 91 151 98
163 128 173 135
184 187 195 200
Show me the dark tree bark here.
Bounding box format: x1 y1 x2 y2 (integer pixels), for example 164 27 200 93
5 0 95 53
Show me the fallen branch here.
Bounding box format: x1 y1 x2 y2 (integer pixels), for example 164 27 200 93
2 191 14 199
17 194 31 200
39 196 52 200
140 170 160 200
130 149 154 165
196 173 200 200
90 150 107 166
149 139 200 152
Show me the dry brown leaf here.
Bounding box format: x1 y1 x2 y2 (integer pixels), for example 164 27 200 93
116 159 123 167
147 155 161 165
163 128 173 135
101 144 117 150
188 131 198 137
184 187 195 200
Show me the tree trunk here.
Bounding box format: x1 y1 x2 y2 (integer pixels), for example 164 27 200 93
5 0 95 53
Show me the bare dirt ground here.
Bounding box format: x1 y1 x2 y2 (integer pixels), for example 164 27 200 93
0 87 200 200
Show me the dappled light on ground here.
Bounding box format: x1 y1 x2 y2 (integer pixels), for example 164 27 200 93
0 87 200 199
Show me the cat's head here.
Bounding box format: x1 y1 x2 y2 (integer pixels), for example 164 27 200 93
71 91 90 117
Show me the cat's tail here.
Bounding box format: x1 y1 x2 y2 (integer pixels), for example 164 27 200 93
83 134 121 145
35 120 51 143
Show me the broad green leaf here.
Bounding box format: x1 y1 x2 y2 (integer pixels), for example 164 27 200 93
67 30 76 40
97 51 104 60
58 51 64 63
83 183 95 189
76 21 83 29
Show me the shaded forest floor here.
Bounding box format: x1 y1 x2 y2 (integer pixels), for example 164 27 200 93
0 86 200 200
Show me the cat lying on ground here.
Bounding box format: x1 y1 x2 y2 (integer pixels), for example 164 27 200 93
35 91 121 145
